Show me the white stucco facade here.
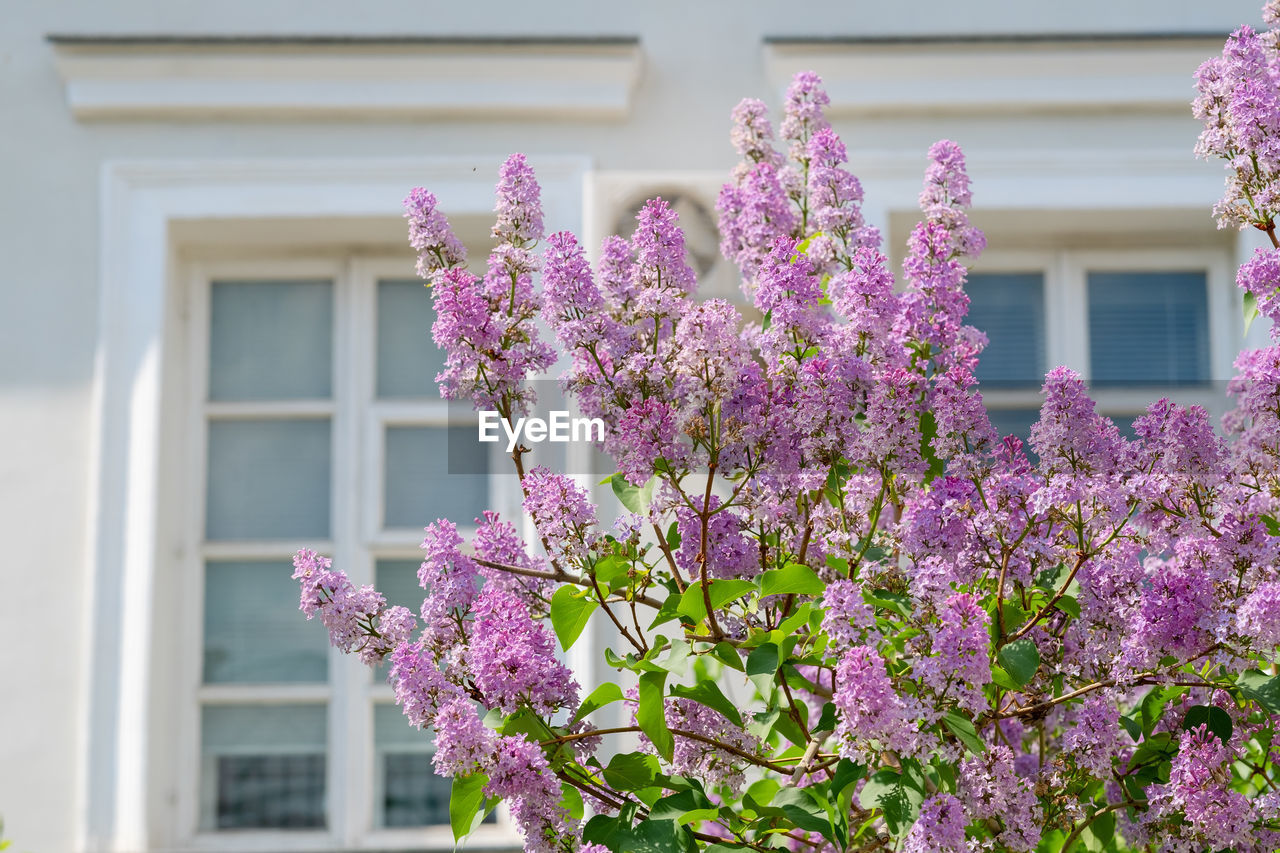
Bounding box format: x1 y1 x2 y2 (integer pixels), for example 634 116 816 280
0 1 1271 851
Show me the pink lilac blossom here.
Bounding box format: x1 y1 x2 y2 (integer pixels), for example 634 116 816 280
472 510 550 601
729 97 783 170
629 197 696 330
432 696 496 777
291 549 413 665
522 467 598 565
820 579 875 650
492 153 544 245
717 161 799 287
466 585 578 716
960 745 1042 852
541 230 620 355
753 237 826 338
674 497 759 580
1239 580 1280 649
1239 246 1280 335
902 793 967 853
1061 695 1123 778
404 187 466 279
833 645 919 759
666 698 761 792
779 71 831 163
1145 726 1254 850
612 397 681 486
417 520 479 644
487 735 576 853
387 640 465 729
917 593 991 714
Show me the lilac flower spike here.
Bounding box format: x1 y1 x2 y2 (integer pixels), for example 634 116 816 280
404 187 466 279
493 153 544 245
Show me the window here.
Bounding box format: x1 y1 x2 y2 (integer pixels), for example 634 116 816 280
180 256 519 848
966 248 1235 446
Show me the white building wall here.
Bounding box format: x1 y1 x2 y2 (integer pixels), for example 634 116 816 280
0 1 1267 851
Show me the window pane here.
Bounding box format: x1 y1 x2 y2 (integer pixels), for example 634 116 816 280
204 561 329 684
202 704 326 830
383 426 489 529
206 419 331 540
376 559 425 614
209 280 332 401
374 704 451 827
377 279 447 399
967 272 1046 387
1088 271 1209 386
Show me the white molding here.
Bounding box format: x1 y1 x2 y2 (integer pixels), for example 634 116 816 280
52 41 643 121
82 155 589 852
764 37 1221 117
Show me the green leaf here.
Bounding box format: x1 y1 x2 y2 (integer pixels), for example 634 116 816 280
575 682 625 722
773 787 836 840
942 711 985 755
745 777 781 809
669 681 743 728
1238 669 1280 713
550 584 598 650
650 789 718 824
604 751 663 791
990 665 1020 691
812 701 838 734
746 642 781 696
450 772 490 842
638 671 674 761
1182 704 1233 746
759 562 825 597
612 472 656 514
561 780 585 820
858 767 926 836
1120 714 1142 743
997 638 1041 687
918 409 946 482
867 588 911 618
611 818 699 853
593 554 628 587
1246 289 1261 335
710 641 745 672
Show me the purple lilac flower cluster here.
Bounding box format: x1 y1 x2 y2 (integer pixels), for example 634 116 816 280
285 18 1280 847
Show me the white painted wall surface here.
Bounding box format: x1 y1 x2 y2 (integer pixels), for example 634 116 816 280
0 1 1267 851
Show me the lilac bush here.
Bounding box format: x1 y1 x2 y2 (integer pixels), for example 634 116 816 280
294 6 1280 850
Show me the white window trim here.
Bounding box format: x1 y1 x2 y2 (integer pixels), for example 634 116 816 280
83 156 589 852
50 37 644 122
178 257 521 849
763 35 1223 118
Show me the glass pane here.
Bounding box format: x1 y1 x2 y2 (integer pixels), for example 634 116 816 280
204 561 329 684
377 279 447 399
376 559 425 614
201 704 326 830
967 272 1046 388
375 704 451 827
383 426 489 529
206 419 331 540
374 704 496 828
209 280 332 401
1088 271 1209 386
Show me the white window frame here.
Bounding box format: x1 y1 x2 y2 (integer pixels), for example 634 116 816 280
970 246 1238 428
176 255 524 850
83 156 590 852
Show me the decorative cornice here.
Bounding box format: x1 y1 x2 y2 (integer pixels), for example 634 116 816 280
49 35 643 121
764 35 1222 117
